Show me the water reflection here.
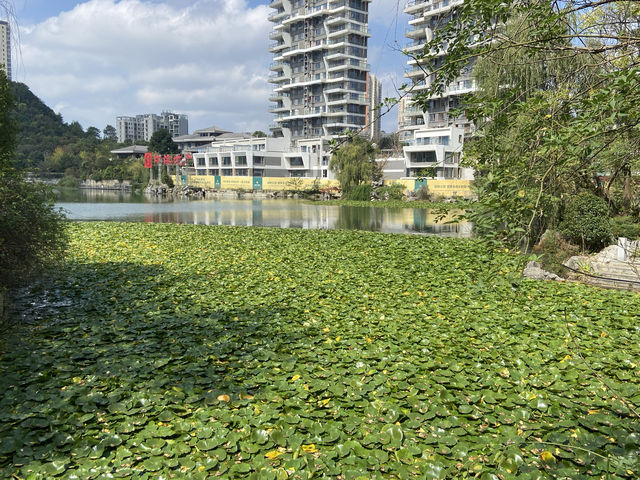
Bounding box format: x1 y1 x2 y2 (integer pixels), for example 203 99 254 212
55 190 471 237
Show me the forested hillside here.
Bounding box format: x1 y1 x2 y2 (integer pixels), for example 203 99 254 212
9 82 147 184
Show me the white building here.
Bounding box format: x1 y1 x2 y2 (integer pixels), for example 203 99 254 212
0 20 10 80
400 0 474 180
366 72 382 142
116 111 188 143
191 134 289 178
268 0 371 144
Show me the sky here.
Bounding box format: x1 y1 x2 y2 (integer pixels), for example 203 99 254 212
7 0 410 135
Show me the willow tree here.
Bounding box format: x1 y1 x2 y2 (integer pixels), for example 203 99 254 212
410 0 640 248
329 135 380 195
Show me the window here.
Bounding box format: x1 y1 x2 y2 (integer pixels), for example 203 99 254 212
222 157 231 166
222 169 233 176
236 156 247 166
290 157 304 167
198 158 206 167
322 169 328 178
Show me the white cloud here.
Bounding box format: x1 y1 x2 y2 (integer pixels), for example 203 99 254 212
15 0 408 134
17 0 273 132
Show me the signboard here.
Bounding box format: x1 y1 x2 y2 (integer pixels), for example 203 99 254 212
252 177 263 190
143 152 192 168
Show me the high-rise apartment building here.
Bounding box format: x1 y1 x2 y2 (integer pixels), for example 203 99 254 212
268 0 371 143
0 20 11 80
366 72 381 141
400 0 474 179
116 111 188 143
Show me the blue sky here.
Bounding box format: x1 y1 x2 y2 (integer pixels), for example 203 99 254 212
7 0 409 135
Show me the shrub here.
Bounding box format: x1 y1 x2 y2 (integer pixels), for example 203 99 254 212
161 169 174 188
559 192 612 251
612 216 640 240
415 185 431 201
375 183 406 201
0 171 68 287
532 230 580 276
346 183 371 201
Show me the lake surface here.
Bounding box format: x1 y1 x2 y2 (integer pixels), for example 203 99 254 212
55 189 471 237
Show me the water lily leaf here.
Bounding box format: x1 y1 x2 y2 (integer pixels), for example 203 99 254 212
252 429 269 445
41 459 68 476
381 424 403 448
142 456 164 471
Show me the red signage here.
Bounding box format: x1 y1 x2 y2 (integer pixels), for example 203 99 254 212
143 153 192 168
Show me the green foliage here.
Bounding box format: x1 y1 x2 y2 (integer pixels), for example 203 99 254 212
252 130 267 138
148 129 179 155
161 168 174 188
346 183 371 201
329 136 380 194
103 125 117 141
0 223 638 478
410 1 640 248
375 183 406 201
559 193 613 251
612 216 640 240
0 72 68 288
0 72 16 162
0 172 68 287
532 230 580 276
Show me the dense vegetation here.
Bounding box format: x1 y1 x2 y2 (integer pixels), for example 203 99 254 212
0 223 637 479
0 72 67 291
9 82 148 185
410 0 640 249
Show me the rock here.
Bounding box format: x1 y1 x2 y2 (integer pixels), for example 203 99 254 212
523 261 564 281
563 255 591 273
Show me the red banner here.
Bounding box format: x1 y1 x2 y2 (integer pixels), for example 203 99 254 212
143 152 191 167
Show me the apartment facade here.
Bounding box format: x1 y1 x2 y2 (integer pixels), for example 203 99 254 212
116 111 188 143
400 0 474 179
191 134 290 178
268 0 371 143
0 20 10 80
191 134 339 179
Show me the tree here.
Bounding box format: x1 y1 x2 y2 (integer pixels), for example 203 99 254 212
409 0 640 248
148 128 179 155
85 126 101 140
329 135 380 195
103 124 117 142
378 133 402 153
0 69 67 288
252 130 267 138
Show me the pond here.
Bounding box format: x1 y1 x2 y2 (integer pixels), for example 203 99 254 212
55 188 471 237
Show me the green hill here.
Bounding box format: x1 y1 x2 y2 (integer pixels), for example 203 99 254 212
10 82 86 169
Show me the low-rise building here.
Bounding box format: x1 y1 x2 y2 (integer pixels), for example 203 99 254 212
173 126 231 152
403 126 473 179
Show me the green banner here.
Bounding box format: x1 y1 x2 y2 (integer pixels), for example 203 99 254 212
214 176 221 189
414 179 428 190
252 177 263 190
